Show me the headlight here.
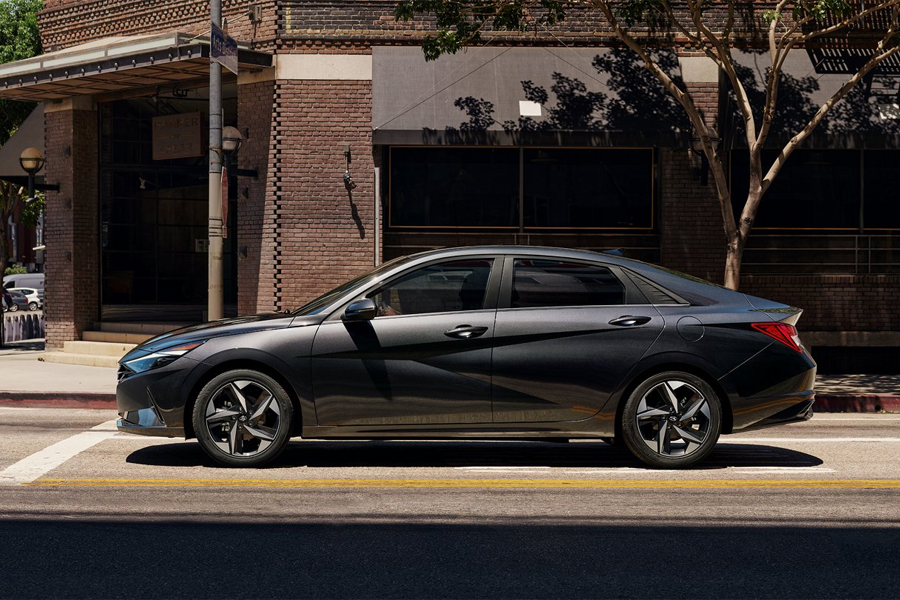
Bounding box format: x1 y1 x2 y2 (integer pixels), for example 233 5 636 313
123 341 205 374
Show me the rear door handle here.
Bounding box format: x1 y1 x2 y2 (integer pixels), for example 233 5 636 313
609 315 652 327
444 325 489 339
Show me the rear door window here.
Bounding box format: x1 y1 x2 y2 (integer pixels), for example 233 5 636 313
510 259 625 308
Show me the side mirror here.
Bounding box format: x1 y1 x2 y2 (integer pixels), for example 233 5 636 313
342 298 377 322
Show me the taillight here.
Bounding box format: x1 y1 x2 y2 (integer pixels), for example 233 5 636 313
751 322 803 352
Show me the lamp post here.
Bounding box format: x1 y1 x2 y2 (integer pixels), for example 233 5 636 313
19 147 46 260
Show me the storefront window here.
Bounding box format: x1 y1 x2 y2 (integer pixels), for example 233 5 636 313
863 151 900 230
389 147 518 228
523 148 653 228
730 150 860 229
388 147 654 230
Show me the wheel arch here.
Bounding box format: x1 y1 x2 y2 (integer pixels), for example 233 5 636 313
613 361 734 439
183 359 304 440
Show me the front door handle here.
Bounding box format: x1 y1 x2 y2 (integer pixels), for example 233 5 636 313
444 325 489 339
609 315 652 327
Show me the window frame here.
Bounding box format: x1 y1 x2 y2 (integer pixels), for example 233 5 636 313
496 255 649 310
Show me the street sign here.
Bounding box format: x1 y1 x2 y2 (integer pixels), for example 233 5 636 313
210 22 238 75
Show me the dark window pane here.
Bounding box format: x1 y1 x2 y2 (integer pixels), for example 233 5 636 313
369 259 494 316
511 260 624 308
524 149 653 228
730 150 860 229
864 151 900 229
389 148 518 227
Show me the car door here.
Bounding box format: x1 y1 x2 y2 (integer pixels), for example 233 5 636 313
311 256 499 426
491 256 663 423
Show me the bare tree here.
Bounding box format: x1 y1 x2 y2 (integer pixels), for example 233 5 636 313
395 0 900 289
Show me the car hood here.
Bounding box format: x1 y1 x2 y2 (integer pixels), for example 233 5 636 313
133 313 296 353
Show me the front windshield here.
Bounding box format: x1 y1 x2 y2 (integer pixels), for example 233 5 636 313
290 254 417 316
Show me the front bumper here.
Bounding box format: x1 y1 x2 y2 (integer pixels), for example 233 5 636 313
116 355 203 437
117 407 184 437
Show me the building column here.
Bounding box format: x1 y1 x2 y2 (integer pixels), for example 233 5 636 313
43 97 99 349
659 55 726 284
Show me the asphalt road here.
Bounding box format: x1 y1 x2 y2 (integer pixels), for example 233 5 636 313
1 408 899 599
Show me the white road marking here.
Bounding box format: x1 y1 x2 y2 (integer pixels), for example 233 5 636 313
0 420 119 485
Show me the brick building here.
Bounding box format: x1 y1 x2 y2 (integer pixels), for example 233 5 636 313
0 0 897 371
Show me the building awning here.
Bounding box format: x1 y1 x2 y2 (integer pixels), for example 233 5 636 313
728 50 900 149
0 105 45 187
0 32 272 102
372 46 688 146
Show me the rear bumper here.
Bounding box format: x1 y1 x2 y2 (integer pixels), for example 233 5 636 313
729 395 814 433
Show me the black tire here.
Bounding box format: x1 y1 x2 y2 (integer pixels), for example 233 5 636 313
192 369 294 467
28 302 37 311
9 303 17 312
621 371 722 469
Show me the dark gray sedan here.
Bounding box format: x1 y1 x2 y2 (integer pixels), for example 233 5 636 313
116 246 816 469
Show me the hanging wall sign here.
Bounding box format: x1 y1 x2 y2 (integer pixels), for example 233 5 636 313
152 112 203 160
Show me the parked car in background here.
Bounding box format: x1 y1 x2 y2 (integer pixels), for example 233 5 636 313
8 288 41 311
2 273 44 291
5 290 30 312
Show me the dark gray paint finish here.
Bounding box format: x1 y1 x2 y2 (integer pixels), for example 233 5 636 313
116 245 816 445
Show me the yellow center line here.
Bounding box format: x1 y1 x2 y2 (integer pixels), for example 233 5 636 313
22 478 900 489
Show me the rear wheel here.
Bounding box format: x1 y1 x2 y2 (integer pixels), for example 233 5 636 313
192 369 294 467
621 371 721 469
8 303 17 312
28 302 37 311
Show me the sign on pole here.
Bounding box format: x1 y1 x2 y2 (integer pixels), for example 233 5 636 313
211 22 238 75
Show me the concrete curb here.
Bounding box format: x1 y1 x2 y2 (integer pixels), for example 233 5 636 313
0 392 116 410
815 394 900 413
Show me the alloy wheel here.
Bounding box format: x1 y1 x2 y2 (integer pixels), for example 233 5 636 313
635 380 711 458
203 379 283 457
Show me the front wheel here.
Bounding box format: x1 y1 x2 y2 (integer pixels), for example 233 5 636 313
8 303 17 312
621 371 722 469
192 369 294 467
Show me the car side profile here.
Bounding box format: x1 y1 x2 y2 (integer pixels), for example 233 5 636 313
7 288 41 311
116 246 816 469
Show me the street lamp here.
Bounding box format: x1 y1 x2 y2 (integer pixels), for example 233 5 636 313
222 126 243 155
19 147 45 202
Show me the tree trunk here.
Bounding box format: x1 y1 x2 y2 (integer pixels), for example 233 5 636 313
724 233 744 291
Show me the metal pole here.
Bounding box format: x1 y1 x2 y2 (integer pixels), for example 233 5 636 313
208 0 224 321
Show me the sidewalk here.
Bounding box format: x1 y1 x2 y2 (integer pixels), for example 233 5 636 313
0 340 117 408
0 339 898 412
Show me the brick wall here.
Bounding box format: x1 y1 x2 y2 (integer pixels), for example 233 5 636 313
272 79 376 310
43 107 99 349
277 0 776 47
237 79 278 314
742 275 900 332
39 0 277 51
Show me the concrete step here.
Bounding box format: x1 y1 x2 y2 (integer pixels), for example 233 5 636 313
41 352 120 368
94 322 189 335
63 340 136 357
82 330 153 344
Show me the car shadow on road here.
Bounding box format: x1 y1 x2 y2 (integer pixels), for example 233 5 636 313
124 440 823 470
